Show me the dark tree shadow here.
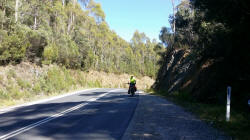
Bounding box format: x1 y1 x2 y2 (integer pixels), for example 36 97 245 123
0 90 139 140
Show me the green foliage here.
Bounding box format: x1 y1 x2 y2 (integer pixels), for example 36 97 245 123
58 39 81 68
0 75 3 85
26 29 48 61
32 83 41 94
42 67 66 93
17 78 31 89
0 0 161 77
76 71 87 86
0 89 8 100
155 2 250 139
87 0 106 23
7 84 23 100
156 0 249 103
37 66 75 94
7 69 16 79
0 29 30 64
43 43 59 64
87 80 102 88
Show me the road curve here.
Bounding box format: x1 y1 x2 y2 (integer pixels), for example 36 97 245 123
0 88 138 140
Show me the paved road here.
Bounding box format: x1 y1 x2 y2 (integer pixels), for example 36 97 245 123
0 89 138 140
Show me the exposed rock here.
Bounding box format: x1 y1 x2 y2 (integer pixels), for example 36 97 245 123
153 48 195 93
153 48 228 103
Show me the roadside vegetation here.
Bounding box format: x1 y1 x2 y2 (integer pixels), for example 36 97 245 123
152 0 250 139
148 89 250 140
0 62 154 108
1 0 249 138
0 0 164 77
0 0 160 108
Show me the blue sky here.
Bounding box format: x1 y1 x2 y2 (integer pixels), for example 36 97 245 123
89 0 173 42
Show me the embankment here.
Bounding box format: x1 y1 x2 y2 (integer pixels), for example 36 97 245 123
152 47 250 139
0 62 154 108
153 47 240 103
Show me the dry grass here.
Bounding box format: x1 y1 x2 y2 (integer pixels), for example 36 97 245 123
0 62 155 108
84 71 154 90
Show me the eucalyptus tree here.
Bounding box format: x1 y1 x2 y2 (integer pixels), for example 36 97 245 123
15 0 19 22
87 0 105 24
0 0 7 29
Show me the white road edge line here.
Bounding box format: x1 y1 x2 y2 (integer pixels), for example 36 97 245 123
0 88 98 114
0 89 121 140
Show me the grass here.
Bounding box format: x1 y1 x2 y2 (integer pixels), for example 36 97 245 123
0 62 155 109
149 89 250 140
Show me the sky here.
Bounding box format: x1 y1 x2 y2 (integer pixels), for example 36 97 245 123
93 0 173 42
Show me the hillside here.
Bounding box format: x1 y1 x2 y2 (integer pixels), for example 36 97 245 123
154 48 229 103
152 1 250 138
0 0 163 77
0 62 154 108
153 0 250 112
0 0 161 107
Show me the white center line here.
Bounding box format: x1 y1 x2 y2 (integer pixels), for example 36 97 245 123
0 89 121 140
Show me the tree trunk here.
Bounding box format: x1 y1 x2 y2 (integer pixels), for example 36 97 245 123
62 0 65 7
73 0 76 23
171 0 176 33
2 6 5 29
72 0 76 31
15 0 19 23
34 15 37 29
67 0 76 34
67 18 71 34
67 11 73 34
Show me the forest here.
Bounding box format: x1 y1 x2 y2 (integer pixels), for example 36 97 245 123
1 0 249 108
0 0 163 77
154 0 250 113
1 0 249 138
151 0 250 138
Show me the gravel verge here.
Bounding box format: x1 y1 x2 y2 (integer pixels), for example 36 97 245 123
122 93 231 140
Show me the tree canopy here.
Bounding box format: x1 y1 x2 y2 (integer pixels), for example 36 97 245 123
0 0 162 77
156 0 250 108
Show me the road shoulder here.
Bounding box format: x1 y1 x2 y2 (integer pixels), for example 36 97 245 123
122 93 230 140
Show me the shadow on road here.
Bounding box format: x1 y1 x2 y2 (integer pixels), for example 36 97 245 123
0 91 139 140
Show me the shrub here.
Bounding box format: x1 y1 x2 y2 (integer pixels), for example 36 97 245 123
0 74 4 85
26 29 48 62
0 89 8 100
57 38 81 68
77 72 87 87
32 83 41 94
44 67 64 93
87 80 102 88
94 80 102 88
7 69 16 79
0 26 30 64
43 43 59 64
62 67 75 87
40 66 73 94
8 85 23 100
17 78 31 89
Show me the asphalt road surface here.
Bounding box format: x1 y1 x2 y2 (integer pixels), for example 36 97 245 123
0 88 138 140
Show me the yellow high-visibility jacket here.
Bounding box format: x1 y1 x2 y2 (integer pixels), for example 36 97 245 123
130 77 136 84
